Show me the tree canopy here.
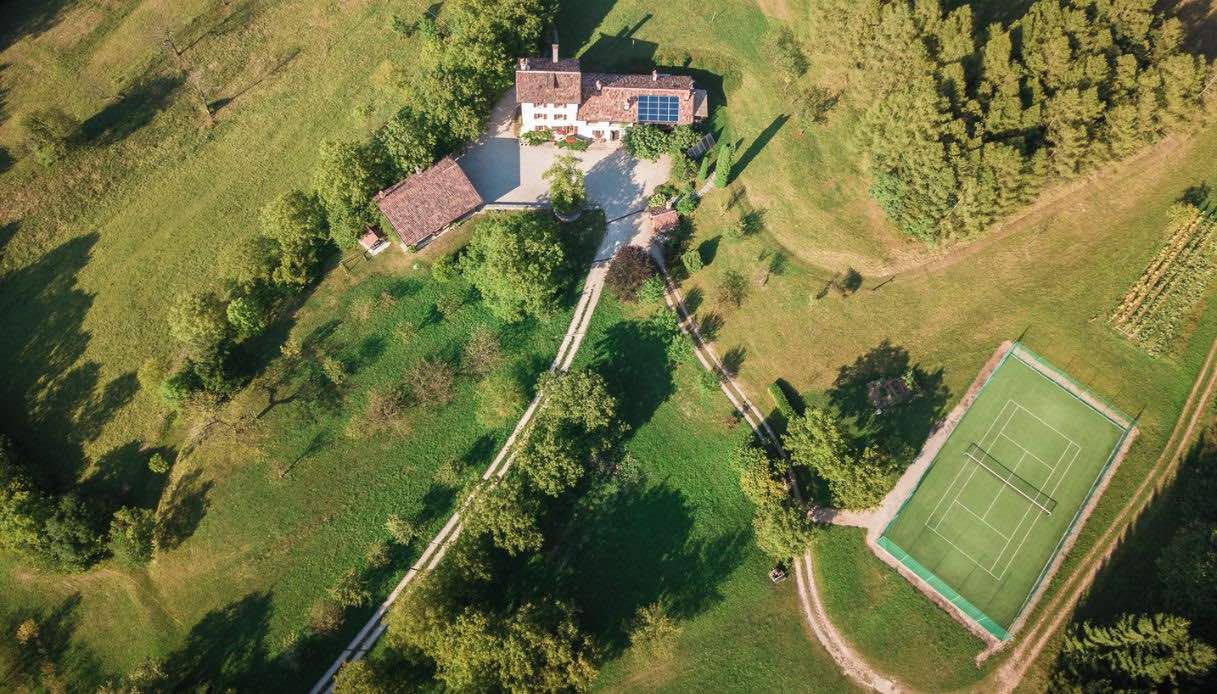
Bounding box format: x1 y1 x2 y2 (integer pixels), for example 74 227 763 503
462 213 566 321
1053 613 1216 690
783 406 898 509
811 0 1209 241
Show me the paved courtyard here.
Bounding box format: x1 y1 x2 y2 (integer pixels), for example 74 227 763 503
457 89 670 261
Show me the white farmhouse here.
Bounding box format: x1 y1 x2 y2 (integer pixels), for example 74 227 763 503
516 44 709 143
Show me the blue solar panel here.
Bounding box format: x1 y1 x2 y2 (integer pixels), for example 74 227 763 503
637 94 679 123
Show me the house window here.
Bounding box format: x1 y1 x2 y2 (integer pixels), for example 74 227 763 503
535 112 548 120
553 113 566 121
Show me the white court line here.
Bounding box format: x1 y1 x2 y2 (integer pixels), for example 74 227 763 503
951 499 1011 540
989 438 1076 577
926 401 1015 531
999 433 1057 473
981 450 1028 521
993 440 1082 579
926 523 1003 580
1009 399 1081 450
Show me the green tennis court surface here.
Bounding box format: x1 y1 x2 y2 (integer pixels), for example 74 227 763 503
879 345 1133 640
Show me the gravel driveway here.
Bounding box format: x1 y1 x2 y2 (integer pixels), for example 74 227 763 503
458 89 669 261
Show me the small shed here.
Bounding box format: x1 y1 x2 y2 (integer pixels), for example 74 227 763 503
374 157 484 250
867 377 913 413
359 226 389 256
649 209 680 236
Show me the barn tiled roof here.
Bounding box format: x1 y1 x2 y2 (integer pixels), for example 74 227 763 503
374 157 483 247
650 209 681 234
577 73 697 125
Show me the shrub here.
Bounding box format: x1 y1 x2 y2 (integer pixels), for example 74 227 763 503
521 129 552 146
463 327 503 375
365 539 392 569
623 124 671 160
329 568 372 607
309 599 345 635
108 507 156 566
605 246 656 302
147 453 170 475
435 293 463 318
629 602 682 660
717 270 747 308
670 152 697 182
675 193 699 215
168 291 230 356
648 192 668 208
696 147 715 184
226 294 271 341
669 125 701 154
638 275 667 305
406 357 456 407
365 387 405 427
21 107 78 165
681 248 703 274
321 356 347 386
714 141 734 188
385 514 419 545
556 136 590 151
476 370 528 427
160 368 202 409
431 254 460 282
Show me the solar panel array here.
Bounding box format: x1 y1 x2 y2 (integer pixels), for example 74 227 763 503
637 95 680 123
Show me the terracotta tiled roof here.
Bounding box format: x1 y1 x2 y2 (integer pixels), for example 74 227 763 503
374 157 483 247
577 73 696 125
515 56 583 105
650 209 680 234
359 226 385 250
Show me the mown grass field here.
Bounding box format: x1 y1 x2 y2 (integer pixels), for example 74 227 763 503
567 296 854 692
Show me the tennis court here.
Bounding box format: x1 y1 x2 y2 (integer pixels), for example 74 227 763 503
878 344 1134 640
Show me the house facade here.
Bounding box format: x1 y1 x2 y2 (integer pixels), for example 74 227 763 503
516 44 709 143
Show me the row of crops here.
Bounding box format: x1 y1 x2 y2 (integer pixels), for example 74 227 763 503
1111 201 1217 356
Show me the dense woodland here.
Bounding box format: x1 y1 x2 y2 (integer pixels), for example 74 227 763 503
812 0 1209 241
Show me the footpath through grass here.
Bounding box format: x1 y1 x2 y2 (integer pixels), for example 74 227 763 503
565 297 852 692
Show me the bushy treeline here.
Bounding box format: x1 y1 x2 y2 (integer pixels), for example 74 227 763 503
378 370 626 691
812 0 1210 241
0 435 155 572
161 0 556 408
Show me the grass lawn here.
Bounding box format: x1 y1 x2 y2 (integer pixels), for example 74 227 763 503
0 207 602 690
813 526 990 691
566 296 853 693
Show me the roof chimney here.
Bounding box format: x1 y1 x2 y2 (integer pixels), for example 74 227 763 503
652 69 658 82
519 58 528 71
595 79 602 91
623 99 631 111
551 43 559 63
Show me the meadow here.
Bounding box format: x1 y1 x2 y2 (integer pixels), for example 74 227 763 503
564 0 1217 688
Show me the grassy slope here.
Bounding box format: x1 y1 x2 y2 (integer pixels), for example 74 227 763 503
567 297 853 693
566 0 1217 688
0 212 591 688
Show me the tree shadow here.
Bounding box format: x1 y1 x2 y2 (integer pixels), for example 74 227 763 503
163 592 273 688
1077 427 1217 649
0 0 70 53
564 482 749 654
79 73 183 146
0 233 101 486
1181 181 1212 207
76 439 172 514
590 319 677 430
826 340 950 459
732 115 787 183
0 145 12 174
155 468 214 550
682 286 703 315
1160 0 1217 59
721 345 746 377
0 592 106 688
698 311 723 343
698 235 720 267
